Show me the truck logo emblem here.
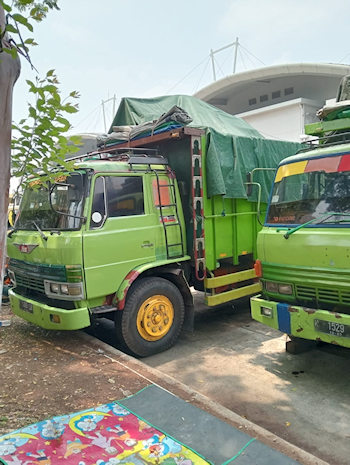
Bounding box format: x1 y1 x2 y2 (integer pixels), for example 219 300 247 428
14 243 38 254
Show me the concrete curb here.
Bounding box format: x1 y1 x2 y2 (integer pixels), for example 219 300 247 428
79 332 329 465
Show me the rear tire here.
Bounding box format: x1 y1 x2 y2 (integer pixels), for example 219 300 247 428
115 277 185 357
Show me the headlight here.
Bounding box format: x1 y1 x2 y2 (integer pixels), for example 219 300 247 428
60 284 69 295
44 280 84 300
278 284 293 295
265 281 293 295
265 281 279 293
50 283 60 294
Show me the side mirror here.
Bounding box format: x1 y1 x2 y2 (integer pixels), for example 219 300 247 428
49 175 85 220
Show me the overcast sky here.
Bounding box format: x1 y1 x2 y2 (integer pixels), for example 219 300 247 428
12 0 350 133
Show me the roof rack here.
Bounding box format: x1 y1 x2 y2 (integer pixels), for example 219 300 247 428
297 130 350 154
66 146 168 165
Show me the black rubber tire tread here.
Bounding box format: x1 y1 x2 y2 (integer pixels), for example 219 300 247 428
115 277 185 357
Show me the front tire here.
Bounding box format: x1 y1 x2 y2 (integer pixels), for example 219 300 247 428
115 277 185 357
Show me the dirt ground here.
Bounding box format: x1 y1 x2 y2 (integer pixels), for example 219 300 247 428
0 302 328 465
0 303 148 436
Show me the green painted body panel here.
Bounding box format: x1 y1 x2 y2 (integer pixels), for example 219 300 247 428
9 289 90 330
203 197 264 269
7 230 83 266
114 256 191 305
251 297 279 330
200 134 263 269
258 227 350 270
252 141 350 347
305 118 350 136
83 174 156 301
251 296 350 348
252 226 350 345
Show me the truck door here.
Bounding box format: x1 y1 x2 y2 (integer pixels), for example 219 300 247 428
82 174 157 302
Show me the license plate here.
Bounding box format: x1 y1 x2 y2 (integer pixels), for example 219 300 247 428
314 319 350 338
19 300 33 314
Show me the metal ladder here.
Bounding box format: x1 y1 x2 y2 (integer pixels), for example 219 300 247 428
154 170 184 259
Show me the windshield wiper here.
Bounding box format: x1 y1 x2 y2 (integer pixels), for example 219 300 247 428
284 212 350 239
32 221 48 241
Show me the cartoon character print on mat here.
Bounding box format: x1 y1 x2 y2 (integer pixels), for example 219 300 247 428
143 435 182 458
26 449 51 465
105 425 137 453
37 420 65 440
0 439 17 456
1 455 35 465
174 455 194 465
138 421 152 433
108 404 130 419
0 433 38 457
85 431 118 455
0 404 209 465
96 452 155 465
95 459 121 465
63 438 90 458
69 413 109 436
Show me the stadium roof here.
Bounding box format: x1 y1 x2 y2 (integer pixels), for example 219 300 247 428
194 63 350 115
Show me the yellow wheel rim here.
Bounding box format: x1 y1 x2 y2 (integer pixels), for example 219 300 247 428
136 295 174 341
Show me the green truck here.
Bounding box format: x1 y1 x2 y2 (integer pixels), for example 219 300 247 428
251 77 350 351
7 95 300 357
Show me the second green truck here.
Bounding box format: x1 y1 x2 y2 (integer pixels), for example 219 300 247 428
251 76 350 351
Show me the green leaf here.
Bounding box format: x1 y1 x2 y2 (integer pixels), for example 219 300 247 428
29 106 37 118
63 104 78 114
43 84 57 94
11 13 33 31
5 24 18 34
24 38 38 46
2 2 12 13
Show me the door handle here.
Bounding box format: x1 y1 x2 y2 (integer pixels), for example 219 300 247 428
141 241 154 248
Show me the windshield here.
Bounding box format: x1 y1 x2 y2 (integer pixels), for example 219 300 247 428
15 173 86 231
267 154 350 226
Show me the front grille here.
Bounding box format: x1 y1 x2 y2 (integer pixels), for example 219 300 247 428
295 286 316 300
9 258 67 295
15 272 45 293
296 285 350 305
262 262 350 312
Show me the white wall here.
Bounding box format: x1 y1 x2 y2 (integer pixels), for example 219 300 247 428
237 98 322 142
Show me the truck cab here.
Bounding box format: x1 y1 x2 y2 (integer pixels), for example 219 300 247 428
8 151 189 357
251 139 350 349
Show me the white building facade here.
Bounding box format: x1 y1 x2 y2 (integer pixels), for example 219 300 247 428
195 63 350 142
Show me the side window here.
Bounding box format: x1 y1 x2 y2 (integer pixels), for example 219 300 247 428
152 179 171 206
106 176 144 217
90 176 106 228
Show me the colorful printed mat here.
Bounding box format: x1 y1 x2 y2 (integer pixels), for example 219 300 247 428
0 397 209 465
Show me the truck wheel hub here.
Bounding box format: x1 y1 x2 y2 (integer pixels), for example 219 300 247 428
137 295 174 341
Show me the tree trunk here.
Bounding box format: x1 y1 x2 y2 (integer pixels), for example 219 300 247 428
0 5 21 308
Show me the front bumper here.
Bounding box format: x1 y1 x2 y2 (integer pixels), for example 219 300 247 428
9 289 91 330
251 295 350 348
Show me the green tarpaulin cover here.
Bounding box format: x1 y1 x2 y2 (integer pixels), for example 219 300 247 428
110 95 303 203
